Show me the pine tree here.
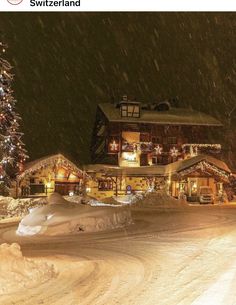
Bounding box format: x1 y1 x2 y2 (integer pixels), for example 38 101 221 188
0 41 28 193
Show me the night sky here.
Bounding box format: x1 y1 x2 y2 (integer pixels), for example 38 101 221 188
0 13 236 166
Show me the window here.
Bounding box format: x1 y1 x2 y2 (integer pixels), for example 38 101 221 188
152 156 158 165
98 180 113 191
152 136 161 144
120 103 140 118
140 133 150 142
168 137 177 144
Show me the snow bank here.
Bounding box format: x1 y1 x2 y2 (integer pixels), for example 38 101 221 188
133 191 188 208
0 243 56 294
17 193 132 236
64 194 93 205
101 191 186 208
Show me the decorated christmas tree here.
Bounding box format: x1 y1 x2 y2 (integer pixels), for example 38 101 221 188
0 41 28 194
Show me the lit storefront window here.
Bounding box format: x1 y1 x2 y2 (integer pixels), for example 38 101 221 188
119 152 140 167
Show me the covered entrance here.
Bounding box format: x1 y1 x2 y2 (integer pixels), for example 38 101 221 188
168 155 231 202
55 181 81 196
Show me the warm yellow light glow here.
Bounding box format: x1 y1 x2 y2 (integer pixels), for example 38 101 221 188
68 173 77 180
192 182 197 191
123 152 137 161
46 182 51 188
86 187 91 193
57 168 66 179
110 140 119 151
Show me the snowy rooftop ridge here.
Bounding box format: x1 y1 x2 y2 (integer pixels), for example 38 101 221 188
18 154 85 179
99 103 223 126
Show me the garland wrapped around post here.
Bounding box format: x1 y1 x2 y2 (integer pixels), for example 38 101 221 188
0 42 28 194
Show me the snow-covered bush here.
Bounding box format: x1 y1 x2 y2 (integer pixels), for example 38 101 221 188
1 196 48 218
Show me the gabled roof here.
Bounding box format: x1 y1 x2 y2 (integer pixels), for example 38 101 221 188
165 154 231 175
98 103 223 127
18 154 85 180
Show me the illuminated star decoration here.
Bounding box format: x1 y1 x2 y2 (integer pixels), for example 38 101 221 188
154 145 162 155
170 147 178 157
110 140 119 151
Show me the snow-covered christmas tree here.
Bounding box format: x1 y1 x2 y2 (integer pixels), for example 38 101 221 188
0 41 28 194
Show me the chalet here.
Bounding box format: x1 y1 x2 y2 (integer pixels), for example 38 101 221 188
87 96 231 201
17 154 85 197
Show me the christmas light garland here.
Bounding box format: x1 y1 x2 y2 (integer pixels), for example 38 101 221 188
182 143 221 150
0 42 29 188
178 161 229 181
18 154 86 180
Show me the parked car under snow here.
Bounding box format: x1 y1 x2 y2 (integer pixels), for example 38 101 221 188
16 193 132 236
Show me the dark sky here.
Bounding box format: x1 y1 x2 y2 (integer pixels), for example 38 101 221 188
0 13 236 165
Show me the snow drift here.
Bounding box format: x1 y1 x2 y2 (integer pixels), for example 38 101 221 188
101 191 187 208
133 191 188 208
0 243 56 294
17 193 132 236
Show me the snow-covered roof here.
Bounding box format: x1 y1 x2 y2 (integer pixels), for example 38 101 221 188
85 155 231 179
99 103 223 126
85 164 165 177
165 154 231 175
18 154 85 180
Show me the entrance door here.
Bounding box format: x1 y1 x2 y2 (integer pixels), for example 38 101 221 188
140 154 148 166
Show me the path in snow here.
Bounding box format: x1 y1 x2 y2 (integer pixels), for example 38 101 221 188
0 206 236 304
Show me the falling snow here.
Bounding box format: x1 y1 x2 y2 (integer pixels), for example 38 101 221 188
0 13 235 166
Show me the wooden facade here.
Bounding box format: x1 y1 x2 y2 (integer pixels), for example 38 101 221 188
91 99 223 167
85 155 231 201
88 98 231 202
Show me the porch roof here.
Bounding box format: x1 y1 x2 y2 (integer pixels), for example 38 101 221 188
85 155 231 178
85 164 165 177
165 154 231 175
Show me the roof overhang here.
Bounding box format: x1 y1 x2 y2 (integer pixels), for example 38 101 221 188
85 155 231 182
18 154 87 180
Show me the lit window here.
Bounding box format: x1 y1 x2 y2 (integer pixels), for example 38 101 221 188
98 180 113 191
120 103 140 118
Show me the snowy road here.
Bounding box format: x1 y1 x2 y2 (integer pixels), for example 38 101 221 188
1 205 236 305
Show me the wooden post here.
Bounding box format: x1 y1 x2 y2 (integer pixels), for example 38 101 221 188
115 176 118 196
15 179 18 199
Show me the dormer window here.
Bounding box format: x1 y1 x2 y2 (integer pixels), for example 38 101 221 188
120 102 140 118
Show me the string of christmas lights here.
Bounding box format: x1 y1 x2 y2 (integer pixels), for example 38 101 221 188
179 161 229 181
18 154 86 180
0 41 28 190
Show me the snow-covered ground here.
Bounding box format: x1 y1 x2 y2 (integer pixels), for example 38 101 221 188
1 204 236 304
15 191 186 236
0 243 56 295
